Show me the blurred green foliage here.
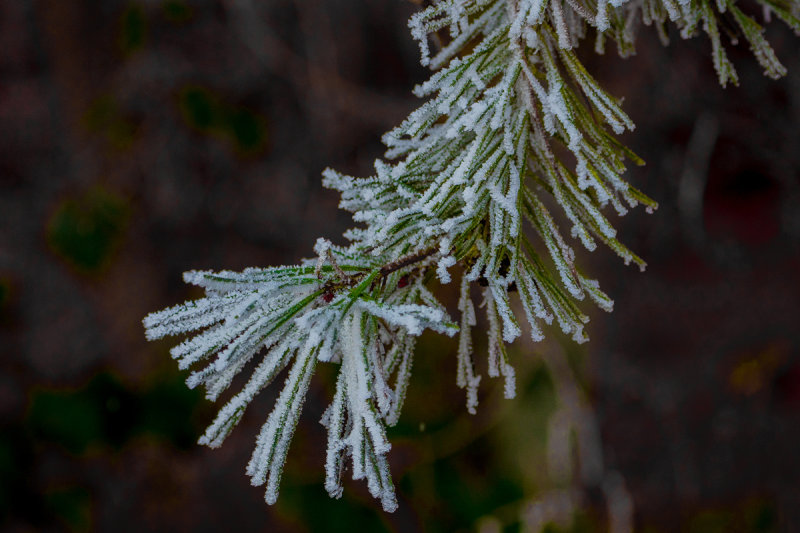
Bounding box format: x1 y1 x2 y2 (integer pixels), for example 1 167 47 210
45 486 92 533
119 3 147 55
540 512 593 533
279 483 392 533
26 370 204 455
163 0 193 23
28 383 106 455
686 499 777 533
744 500 778 532
181 87 217 131
46 187 129 274
0 368 206 528
687 509 734 533
228 108 268 152
179 86 269 154
403 454 525 532
139 371 207 449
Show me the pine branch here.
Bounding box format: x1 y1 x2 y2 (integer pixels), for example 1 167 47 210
144 0 799 512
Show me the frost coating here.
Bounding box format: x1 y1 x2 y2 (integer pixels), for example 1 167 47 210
144 0 797 513
146 259 456 508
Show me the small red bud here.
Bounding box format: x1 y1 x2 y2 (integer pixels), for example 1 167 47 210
398 275 409 288
322 292 334 303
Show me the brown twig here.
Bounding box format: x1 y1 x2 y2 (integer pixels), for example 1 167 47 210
379 248 437 277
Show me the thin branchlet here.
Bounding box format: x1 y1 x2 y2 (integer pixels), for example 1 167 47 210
379 248 437 277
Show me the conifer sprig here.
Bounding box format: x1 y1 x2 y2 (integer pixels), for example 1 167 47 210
144 0 798 511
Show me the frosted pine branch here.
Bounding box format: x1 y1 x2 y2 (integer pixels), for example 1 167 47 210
144 0 798 512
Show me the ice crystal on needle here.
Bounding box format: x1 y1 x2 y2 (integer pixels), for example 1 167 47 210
145 0 798 511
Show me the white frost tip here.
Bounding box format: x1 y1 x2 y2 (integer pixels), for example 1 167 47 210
504 367 517 399
314 238 332 256
436 255 457 284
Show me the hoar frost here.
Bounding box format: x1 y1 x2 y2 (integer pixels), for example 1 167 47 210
145 0 797 512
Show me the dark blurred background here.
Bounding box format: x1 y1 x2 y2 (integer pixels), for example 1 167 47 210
1 1 799 531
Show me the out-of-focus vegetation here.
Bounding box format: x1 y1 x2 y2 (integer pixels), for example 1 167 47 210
46 188 129 274
179 86 269 154
27 370 204 454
